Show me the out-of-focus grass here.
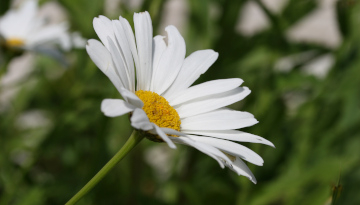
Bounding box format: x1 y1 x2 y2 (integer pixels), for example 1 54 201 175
1 0 360 204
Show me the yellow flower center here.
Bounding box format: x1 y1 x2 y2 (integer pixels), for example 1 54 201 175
135 90 181 141
5 38 25 47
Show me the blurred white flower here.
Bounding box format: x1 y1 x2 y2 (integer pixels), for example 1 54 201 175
275 0 339 78
37 1 68 23
10 109 53 167
16 109 52 129
87 12 274 183
274 51 335 78
0 53 35 112
261 0 288 14
0 53 34 87
237 0 341 47
0 0 84 51
236 0 288 36
104 0 121 16
274 50 317 72
236 1 269 36
302 53 334 79
286 0 342 49
104 0 143 14
282 91 308 115
158 0 189 36
144 145 175 181
124 0 144 11
71 32 87 48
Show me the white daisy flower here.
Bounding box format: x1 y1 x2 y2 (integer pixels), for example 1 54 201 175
86 11 274 184
0 0 72 51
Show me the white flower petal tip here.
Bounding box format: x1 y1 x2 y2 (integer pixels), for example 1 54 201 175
170 136 231 167
151 24 185 94
169 78 245 105
130 109 153 131
237 171 257 184
183 130 275 148
265 140 275 148
228 156 257 184
187 135 264 166
119 87 144 108
93 15 115 49
101 99 135 117
181 109 259 131
175 86 252 118
151 124 177 149
133 11 153 91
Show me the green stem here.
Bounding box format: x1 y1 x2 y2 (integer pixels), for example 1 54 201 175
65 130 143 205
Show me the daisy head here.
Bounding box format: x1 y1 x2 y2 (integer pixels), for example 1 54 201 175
0 0 72 51
86 11 274 183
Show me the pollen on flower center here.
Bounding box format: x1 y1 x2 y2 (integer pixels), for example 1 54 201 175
135 90 181 133
5 38 25 47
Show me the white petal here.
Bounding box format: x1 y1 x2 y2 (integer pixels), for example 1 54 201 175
27 23 71 50
86 39 112 73
228 156 257 184
130 109 153 130
163 50 218 99
101 99 135 117
152 26 186 95
93 15 115 50
168 78 244 105
151 124 177 149
86 39 123 92
160 128 186 136
118 87 143 108
181 109 258 130
107 37 131 91
0 0 37 38
183 130 275 147
176 87 251 118
170 136 231 168
134 11 153 90
119 16 139 76
112 20 136 92
129 110 177 149
150 35 166 92
172 136 257 182
187 135 264 166
18 0 37 20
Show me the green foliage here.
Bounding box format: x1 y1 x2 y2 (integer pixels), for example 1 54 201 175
1 0 360 204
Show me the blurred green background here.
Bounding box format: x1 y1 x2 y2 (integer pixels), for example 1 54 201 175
1 0 360 204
